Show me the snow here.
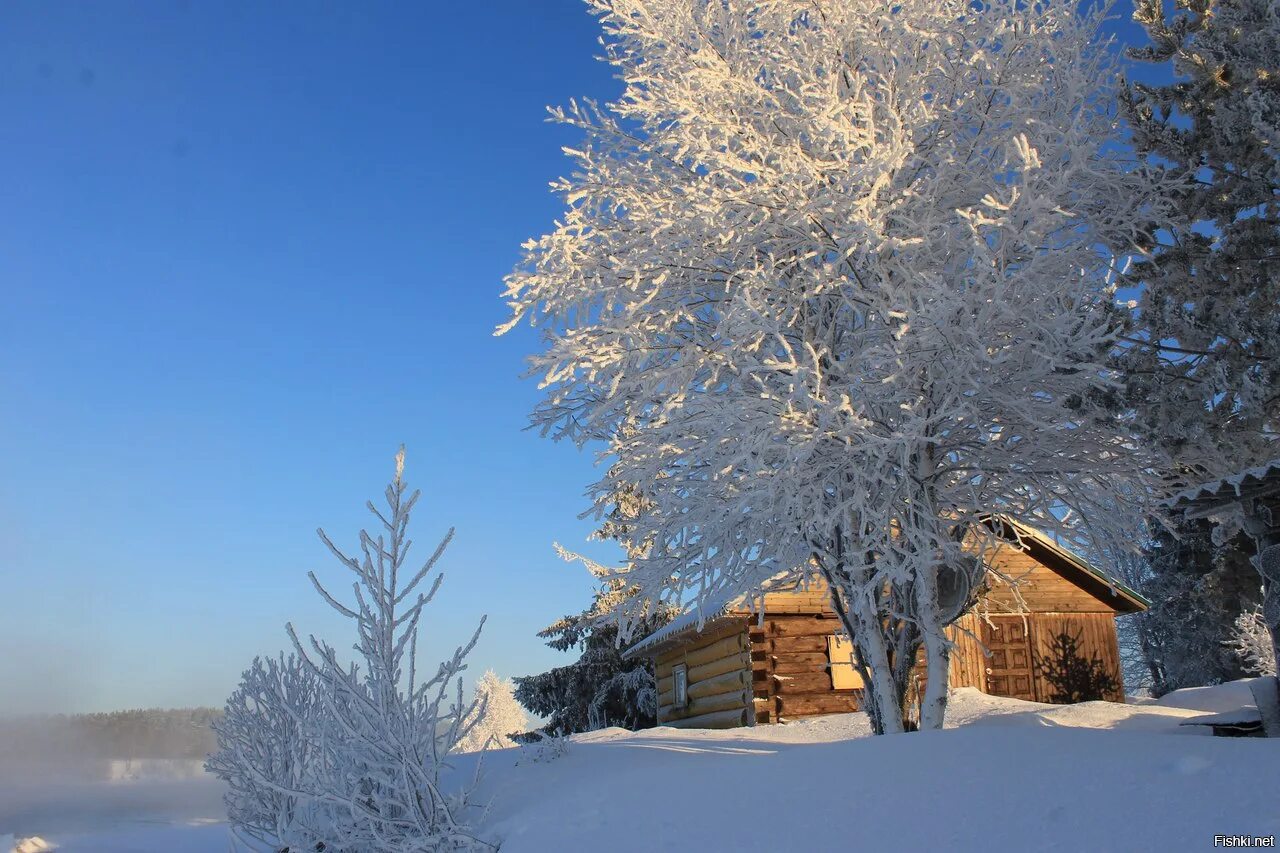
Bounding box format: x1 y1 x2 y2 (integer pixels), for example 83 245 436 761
1150 679 1266 714
1165 457 1280 511
6 684 1276 852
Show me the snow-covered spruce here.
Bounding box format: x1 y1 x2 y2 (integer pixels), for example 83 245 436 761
501 0 1169 732
208 448 492 851
1122 0 1280 473
456 671 529 753
515 522 677 737
1115 518 1263 695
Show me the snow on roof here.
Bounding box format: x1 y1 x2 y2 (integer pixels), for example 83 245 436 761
1165 457 1280 515
620 589 750 660
621 572 804 659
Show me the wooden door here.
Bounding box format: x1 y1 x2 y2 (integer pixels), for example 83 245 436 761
981 616 1035 700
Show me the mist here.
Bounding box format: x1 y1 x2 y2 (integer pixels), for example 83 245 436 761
0 710 226 842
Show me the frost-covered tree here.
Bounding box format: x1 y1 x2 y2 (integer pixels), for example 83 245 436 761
502 0 1166 732
1134 519 1262 694
1122 0 1280 470
515 477 676 737
209 449 492 851
1229 606 1278 676
1119 0 1279 691
514 554 675 737
456 671 529 752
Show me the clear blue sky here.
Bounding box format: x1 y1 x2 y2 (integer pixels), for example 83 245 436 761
0 2 1157 715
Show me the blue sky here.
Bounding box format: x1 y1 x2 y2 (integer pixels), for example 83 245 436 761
0 2 1159 715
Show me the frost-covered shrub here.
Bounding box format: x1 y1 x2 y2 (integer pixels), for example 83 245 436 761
208 449 492 852
207 654 331 852
1229 607 1278 676
517 729 572 765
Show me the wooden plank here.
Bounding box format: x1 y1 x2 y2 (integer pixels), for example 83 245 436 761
767 617 841 638
688 650 749 682
776 693 860 716
686 688 748 716
945 612 986 692
688 669 748 700
685 633 748 668
1028 612 1125 704
979 545 1116 613
657 674 674 694
664 708 746 729
772 652 829 674
769 635 829 654
773 672 832 694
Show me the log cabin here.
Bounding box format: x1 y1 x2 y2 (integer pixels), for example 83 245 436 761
623 519 1148 728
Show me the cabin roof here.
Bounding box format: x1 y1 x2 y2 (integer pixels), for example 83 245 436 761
1165 457 1280 518
620 579 782 660
623 518 1147 660
987 517 1149 614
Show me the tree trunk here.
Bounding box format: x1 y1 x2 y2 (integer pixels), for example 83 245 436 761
850 591 906 735
915 566 950 731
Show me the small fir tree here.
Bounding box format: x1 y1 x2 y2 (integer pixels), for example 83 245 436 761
208 449 492 852
456 671 530 752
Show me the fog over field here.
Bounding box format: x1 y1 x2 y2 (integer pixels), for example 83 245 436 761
0 710 226 842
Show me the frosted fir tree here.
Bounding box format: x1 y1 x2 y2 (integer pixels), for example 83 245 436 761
501 0 1168 733
515 549 676 737
1122 0 1280 472
456 671 530 752
1120 0 1279 691
516 475 677 737
209 448 493 851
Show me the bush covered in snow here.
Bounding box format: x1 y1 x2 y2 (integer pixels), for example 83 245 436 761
207 448 493 851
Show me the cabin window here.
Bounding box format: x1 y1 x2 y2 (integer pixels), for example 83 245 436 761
672 663 688 709
828 635 864 690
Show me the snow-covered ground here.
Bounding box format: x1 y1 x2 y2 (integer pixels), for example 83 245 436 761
5 685 1277 852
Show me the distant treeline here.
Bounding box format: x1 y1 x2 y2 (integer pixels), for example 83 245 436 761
0 707 223 765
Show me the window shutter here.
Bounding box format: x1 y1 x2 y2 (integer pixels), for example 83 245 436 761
827 635 864 690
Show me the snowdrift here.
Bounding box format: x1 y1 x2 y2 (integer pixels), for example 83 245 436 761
6 685 1277 852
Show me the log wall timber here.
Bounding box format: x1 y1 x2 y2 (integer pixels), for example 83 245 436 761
749 614 861 722
655 618 750 727
664 708 748 729
643 535 1136 726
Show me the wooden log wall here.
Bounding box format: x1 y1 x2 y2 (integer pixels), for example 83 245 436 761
750 613 859 723
655 618 752 728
